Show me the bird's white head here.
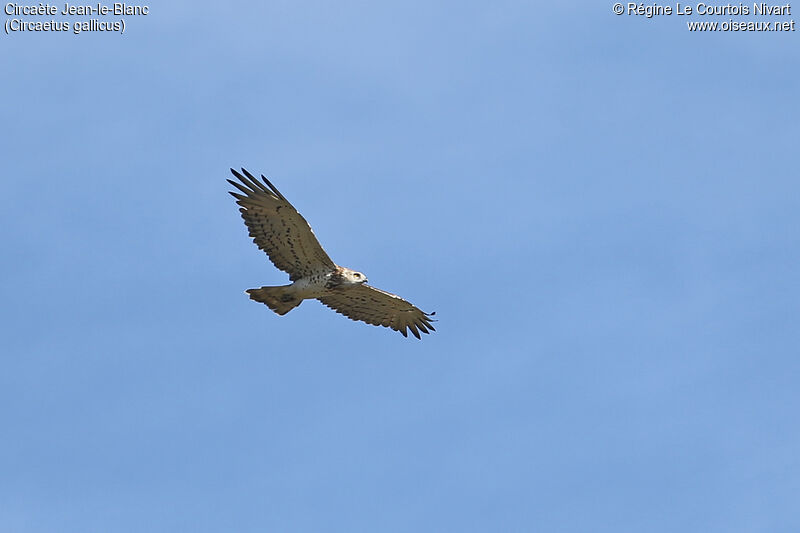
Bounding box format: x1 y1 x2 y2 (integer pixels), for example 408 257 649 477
341 267 368 285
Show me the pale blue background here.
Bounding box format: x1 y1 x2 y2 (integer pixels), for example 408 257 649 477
2 2 799 532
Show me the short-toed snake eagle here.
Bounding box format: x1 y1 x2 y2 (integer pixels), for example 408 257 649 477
228 168 435 339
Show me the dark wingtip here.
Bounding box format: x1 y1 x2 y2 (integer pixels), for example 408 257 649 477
261 173 287 201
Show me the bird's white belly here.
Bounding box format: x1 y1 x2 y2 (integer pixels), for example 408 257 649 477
290 273 331 299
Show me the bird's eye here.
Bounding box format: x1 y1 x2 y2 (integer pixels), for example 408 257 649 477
354 273 361 278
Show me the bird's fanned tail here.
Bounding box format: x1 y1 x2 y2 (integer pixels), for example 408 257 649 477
246 286 302 315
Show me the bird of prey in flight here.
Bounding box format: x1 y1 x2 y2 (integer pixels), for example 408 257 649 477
228 168 435 338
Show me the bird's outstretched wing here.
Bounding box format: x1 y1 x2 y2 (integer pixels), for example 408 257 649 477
318 284 436 339
228 168 336 281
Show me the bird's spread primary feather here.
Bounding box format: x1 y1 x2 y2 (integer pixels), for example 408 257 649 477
229 168 435 338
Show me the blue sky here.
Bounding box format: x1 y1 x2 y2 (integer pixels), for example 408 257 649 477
2 2 799 531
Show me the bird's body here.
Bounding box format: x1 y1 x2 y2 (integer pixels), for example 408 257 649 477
245 266 366 316
228 168 435 338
